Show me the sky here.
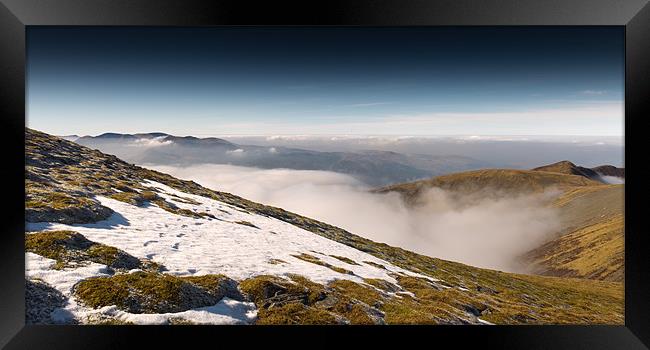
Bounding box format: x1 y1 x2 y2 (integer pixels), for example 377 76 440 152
27 27 624 137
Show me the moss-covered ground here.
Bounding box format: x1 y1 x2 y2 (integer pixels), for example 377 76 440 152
291 253 354 275
73 271 241 314
25 230 161 271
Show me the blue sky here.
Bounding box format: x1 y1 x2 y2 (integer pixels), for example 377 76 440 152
27 27 624 136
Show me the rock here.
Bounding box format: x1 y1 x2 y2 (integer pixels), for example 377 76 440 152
477 285 499 295
26 279 69 325
260 281 290 299
314 294 340 310
26 203 114 225
463 304 481 317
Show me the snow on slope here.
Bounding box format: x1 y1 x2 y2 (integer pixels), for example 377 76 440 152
26 253 257 325
26 180 432 324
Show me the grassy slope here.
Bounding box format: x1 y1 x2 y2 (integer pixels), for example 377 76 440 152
531 160 599 179
375 168 601 205
524 185 624 281
25 128 623 324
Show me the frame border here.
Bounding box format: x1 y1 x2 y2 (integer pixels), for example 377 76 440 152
1 0 648 348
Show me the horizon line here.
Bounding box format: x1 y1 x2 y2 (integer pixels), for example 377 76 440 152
49 131 625 139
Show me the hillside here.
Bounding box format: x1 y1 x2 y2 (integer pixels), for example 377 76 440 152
375 168 602 205
532 160 625 182
25 129 623 325
523 185 624 281
532 160 600 179
374 164 624 282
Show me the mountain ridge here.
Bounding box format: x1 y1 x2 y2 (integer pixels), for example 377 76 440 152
532 160 624 181
374 168 603 204
73 131 495 187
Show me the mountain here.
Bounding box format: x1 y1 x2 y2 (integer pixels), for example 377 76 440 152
532 160 625 183
374 168 602 205
25 128 622 325
74 132 494 187
592 165 625 178
375 163 624 282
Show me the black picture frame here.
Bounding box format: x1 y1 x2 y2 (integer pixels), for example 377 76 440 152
1 0 649 348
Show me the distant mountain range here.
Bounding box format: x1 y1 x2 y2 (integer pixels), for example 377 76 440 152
72 132 496 187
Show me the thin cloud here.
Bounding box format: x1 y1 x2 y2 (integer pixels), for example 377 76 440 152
581 90 608 95
347 102 393 107
129 137 173 147
207 102 623 136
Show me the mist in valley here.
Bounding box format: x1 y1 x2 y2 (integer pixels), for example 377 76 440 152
148 163 562 273
72 134 623 272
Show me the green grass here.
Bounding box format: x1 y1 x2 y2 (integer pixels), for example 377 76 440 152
25 230 153 271
74 271 238 314
238 274 377 325
234 220 259 229
291 253 354 275
25 179 113 224
255 302 339 325
525 214 624 282
238 275 310 305
363 261 387 270
25 192 79 209
109 192 144 206
140 190 159 201
267 258 287 265
329 255 361 265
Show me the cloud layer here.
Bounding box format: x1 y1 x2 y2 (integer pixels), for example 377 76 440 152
130 136 173 147
147 164 561 272
599 175 624 184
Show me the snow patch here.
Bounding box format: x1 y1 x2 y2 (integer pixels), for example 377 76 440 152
26 253 256 325
27 180 429 286
477 318 494 325
25 180 442 324
26 252 111 298
82 297 256 325
130 136 173 147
